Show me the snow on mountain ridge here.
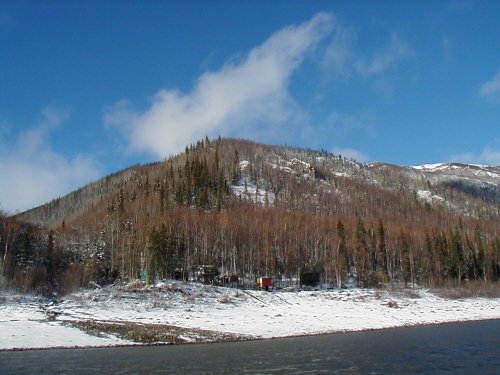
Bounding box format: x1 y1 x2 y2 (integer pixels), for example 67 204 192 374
410 162 500 179
411 163 449 172
407 163 500 204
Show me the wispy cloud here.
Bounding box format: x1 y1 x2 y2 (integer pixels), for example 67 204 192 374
326 110 376 137
355 34 414 77
479 67 500 103
0 106 102 213
321 24 414 80
324 109 375 163
320 24 414 105
449 140 500 165
105 13 334 159
321 21 356 80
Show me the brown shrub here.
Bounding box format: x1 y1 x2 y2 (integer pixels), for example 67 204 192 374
12 265 47 294
59 263 90 295
432 280 500 299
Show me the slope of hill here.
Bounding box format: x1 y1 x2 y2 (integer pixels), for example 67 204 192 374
368 161 500 212
408 163 500 204
2 138 500 294
19 142 500 228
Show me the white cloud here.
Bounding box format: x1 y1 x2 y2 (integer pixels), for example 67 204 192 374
479 67 500 102
0 106 102 213
449 141 500 165
320 25 414 91
105 13 334 159
322 21 356 79
326 110 375 137
355 34 413 77
480 146 500 165
332 146 369 163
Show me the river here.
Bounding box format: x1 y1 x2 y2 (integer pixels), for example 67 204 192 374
1 320 499 374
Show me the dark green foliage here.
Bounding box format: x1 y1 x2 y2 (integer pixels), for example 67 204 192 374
400 231 411 286
376 219 388 279
17 231 32 267
198 265 220 284
146 225 171 283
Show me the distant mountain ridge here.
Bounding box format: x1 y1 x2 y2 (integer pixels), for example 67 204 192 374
408 162 500 186
406 163 500 205
369 161 500 206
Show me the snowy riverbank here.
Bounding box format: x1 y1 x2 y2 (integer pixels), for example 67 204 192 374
1 281 499 351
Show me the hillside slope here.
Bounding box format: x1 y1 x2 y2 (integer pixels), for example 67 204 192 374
3 138 499 294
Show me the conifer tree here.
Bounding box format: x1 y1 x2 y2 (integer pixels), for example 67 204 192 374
335 219 348 288
400 231 411 287
376 219 388 280
354 217 369 286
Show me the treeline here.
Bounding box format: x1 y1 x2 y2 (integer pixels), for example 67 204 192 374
2 206 499 294
0 214 69 294
2 138 500 294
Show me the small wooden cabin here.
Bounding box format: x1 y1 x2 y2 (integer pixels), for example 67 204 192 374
301 272 320 287
257 277 273 291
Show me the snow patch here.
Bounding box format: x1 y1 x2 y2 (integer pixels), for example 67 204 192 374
1 283 499 350
239 160 250 170
232 178 274 205
412 163 449 172
416 190 445 203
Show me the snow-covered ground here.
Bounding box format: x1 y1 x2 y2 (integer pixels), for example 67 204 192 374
1 282 499 351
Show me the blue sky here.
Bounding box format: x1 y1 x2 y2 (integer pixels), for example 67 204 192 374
1 1 500 213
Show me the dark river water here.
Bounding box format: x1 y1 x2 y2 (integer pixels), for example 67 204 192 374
1 320 499 374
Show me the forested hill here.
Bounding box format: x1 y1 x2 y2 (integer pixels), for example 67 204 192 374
3 137 500 294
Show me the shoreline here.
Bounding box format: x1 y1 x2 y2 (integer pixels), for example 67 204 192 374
2 282 500 351
1 317 500 352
